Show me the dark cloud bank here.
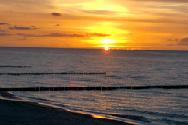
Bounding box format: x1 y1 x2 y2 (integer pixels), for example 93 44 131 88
179 37 188 45
0 22 8 25
9 26 39 30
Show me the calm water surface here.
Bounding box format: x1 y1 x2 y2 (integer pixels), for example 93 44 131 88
0 48 187 125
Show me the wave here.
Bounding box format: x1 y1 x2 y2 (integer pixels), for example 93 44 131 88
0 85 188 91
0 72 106 76
0 91 19 99
111 114 150 123
123 109 188 119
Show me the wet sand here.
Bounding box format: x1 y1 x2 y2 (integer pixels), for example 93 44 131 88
0 98 134 125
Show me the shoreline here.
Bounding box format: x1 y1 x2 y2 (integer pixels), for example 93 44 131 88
0 97 135 125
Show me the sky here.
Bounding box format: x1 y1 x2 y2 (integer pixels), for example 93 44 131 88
0 0 188 50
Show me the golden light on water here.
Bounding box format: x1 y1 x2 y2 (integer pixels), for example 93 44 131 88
104 46 109 51
91 114 106 119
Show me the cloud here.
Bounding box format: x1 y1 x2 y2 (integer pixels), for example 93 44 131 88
81 10 116 15
0 30 6 32
168 38 179 42
0 30 10 36
0 0 52 13
17 32 110 38
0 22 8 25
0 33 9 36
49 12 188 24
9 26 39 30
51 13 61 16
88 33 110 37
179 37 188 45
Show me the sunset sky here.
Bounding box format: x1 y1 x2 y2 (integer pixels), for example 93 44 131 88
0 0 188 50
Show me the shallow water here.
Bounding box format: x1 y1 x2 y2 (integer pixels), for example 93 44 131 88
0 48 188 125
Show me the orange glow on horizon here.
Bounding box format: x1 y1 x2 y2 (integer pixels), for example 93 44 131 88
0 0 187 50
102 38 115 45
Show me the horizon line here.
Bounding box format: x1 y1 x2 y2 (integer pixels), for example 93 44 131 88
0 46 187 51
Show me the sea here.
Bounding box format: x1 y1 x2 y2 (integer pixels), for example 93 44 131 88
0 47 187 125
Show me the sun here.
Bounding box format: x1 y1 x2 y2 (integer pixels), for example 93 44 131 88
101 38 115 51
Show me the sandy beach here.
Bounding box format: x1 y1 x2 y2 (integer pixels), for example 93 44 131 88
0 98 133 125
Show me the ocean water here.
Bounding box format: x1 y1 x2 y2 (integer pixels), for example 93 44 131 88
0 48 187 125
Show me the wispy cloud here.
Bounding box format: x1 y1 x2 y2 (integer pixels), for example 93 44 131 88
81 9 117 15
0 22 8 25
0 30 10 36
17 32 110 38
9 26 39 30
0 0 52 12
51 13 61 16
48 11 188 24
